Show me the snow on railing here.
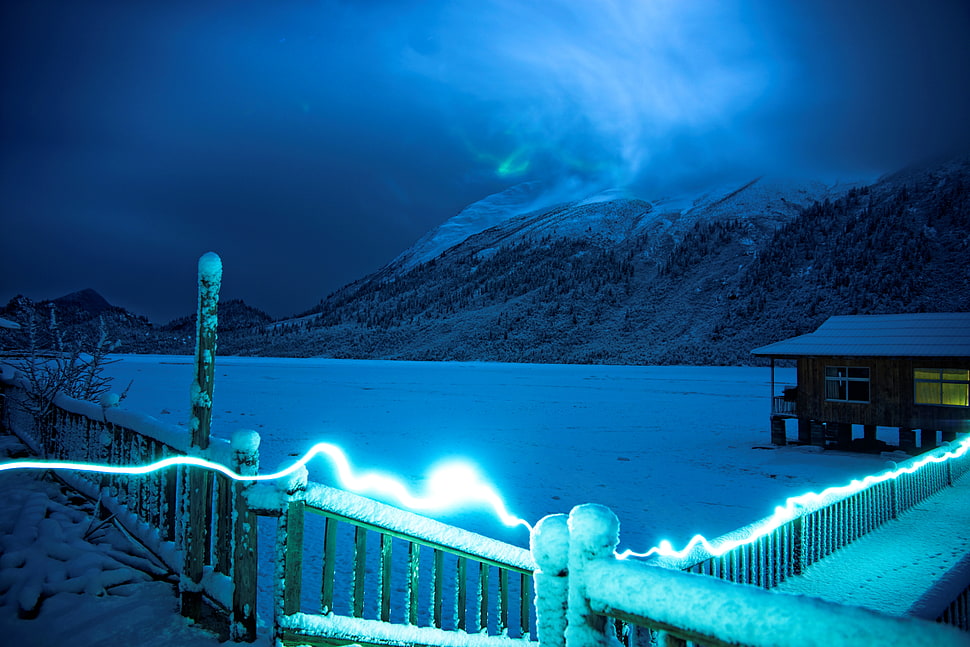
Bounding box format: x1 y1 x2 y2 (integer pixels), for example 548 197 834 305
533 504 970 647
254 462 538 647
652 437 970 596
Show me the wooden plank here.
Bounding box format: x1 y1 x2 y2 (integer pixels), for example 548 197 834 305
352 526 367 618
408 542 420 626
283 499 306 616
380 533 393 622
479 562 489 633
215 474 233 575
231 481 258 641
457 556 467 631
432 549 443 628
520 572 531 637
498 568 509 633
321 516 338 614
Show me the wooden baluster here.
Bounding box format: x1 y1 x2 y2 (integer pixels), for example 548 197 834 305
479 562 489 633
407 542 420 625
230 430 259 643
498 567 509 634
352 526 367 618
163 446 177 542
215 473 232 576
520 572 532 638
432 549 444 628
380 534 392 622
456 556 468 631
321 517 337 615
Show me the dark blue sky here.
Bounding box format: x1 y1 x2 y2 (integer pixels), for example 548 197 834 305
2 0 969 324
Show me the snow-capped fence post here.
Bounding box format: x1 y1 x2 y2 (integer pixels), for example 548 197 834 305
230 429 260 642
565 504 620 647
275 464 307 647
181 252 222 621
531 513 570 647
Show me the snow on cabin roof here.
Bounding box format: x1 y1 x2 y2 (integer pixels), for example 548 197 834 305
751 313 970 358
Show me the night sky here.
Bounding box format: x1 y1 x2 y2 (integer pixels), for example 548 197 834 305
2 0 969 324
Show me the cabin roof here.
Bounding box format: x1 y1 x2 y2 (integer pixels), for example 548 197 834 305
751 313 970 358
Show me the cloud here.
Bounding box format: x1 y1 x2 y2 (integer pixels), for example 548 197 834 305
396 0 776 190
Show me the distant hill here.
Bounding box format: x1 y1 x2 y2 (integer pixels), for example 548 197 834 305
0 291 271 355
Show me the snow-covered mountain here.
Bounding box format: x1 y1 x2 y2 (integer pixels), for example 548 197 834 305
242 155 969 364
387 176 835 277
9 156 967 364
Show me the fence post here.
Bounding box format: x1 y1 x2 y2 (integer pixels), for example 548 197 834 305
532 513 570 647
275 464 308 647
566 504 619 647
230 429 260 642
181 252 222 620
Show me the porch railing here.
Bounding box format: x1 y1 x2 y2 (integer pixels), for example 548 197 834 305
771 395 797 417
653 437 970 597
532 504 970 647
247 465 537 647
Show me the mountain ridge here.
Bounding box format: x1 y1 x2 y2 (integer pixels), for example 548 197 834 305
2 155 968 364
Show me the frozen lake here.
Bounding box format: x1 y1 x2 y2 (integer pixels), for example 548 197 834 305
101 356 890 555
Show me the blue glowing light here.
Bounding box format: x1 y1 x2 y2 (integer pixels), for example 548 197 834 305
2 437 967 557
0 442 533 532
615 436 970 561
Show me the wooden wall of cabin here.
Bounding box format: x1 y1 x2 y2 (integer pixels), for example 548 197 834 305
796 356 970 432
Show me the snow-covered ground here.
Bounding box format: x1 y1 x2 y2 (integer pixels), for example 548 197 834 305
1 356 899 645
95 356 892 551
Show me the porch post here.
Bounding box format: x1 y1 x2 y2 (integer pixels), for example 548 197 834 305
836 423 852 449
899 428 917 454
771 416 787 446
531 514 569 647
810 420 826 447
181 252 222 620
566 504 619 647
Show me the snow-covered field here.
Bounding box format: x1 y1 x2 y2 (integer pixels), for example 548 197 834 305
98 356 891 551
1 356 897 645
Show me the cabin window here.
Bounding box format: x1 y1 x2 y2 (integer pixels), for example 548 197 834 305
824 366 870 403
914 368 970 407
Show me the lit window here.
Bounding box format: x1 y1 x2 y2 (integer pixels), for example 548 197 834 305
914 368 970 407
825 366 870 403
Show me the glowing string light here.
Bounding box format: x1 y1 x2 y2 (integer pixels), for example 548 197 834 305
3 436 967 555
615 436 970 561
0 442 533 532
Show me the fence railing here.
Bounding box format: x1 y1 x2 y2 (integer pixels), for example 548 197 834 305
653 438 970 596
770 396 797 417
244 460 537 647
532 504 970 647
0 377 258 639
0 374 539 647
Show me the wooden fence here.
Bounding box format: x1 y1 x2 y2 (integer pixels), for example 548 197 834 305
243 459 537 647
0 378 258 638
0 377 539 646
532 504 970 647
654 439 970 595
4 375 970 644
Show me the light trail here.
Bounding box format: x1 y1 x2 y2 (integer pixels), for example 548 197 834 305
615 436 970 561
2 436 967 556
0 442 533 532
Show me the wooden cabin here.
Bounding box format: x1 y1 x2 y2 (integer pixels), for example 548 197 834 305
751 313 970 453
